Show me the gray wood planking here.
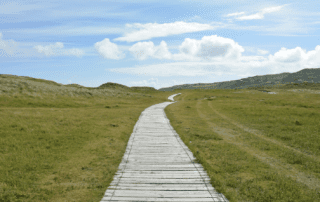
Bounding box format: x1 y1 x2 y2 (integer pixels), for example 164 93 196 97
101 93 229 202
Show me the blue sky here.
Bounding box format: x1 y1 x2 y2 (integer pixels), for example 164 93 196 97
1 0 320 89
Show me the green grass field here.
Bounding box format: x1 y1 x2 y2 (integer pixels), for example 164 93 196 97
0 75 173 201
165 87 320 201
1 75 320 201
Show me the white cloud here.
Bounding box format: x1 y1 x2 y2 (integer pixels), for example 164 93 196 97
109 43 320 79
227 5 287 20
305 45 320 64
34 42 64 56
34 42 84 57
269 46 320 64
257 49 269 55
269 47 306 63
237 13 264 20
0 32 19 56
175 35 244 61
129 41 172 60
261 5 285 14
243 46 269 55
127 35 245 61
94 38 125 60
226 12 245 17
114 21 215 42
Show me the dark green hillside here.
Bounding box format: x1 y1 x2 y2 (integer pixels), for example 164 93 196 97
159 68 320 91
98 82 131 90
98 82 157 92
0 74 64 87
65 84 86 88
130 86 157 92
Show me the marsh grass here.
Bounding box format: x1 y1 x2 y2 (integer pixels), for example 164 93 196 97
165 87 320 201
0 75 173 201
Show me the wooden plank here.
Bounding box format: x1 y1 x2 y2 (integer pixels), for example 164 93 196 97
106 185 216 191
114 174 205 179
114 171 208 175
107 183 215 188
129 139 180 141
101 196 227 202
125 159 194 163
126 147 192 151
118 164 204 167
110 178 211 184
117 167 204 170
122 154 191 157
128 141 181 144
100 94 228 202
104 190 213 197
125 157 193 160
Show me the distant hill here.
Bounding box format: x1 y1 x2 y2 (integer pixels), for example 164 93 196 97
65 84 86 88
0 75 149 97
130 86 157 91
0 75 154 92
98 82 131 90
158 68 320 91
2 67 319 95
97 82 156 92
0 74 65 87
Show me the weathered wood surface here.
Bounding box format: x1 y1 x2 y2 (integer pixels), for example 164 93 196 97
101 93 229 202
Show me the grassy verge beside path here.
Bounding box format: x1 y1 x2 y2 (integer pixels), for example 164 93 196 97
165 88 320 201
0 77 173 202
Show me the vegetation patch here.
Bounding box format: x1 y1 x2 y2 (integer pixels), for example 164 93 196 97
0 75 173 202
2 74 320 202
165 87 320 201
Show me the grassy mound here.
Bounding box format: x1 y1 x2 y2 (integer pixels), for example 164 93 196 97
130 86 157 91
97 82 131 90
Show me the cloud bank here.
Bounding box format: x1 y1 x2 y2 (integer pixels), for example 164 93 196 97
129 41 171 60
226 12 245 17
227 5 287 20
269 46 320 64
34 42 84 57
109 34 320 77
114 21 215 42
0 33 19 57
176 35 244 60
127 35 244 61
94 38 125 60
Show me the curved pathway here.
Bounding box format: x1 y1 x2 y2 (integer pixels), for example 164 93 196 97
101 93 229 202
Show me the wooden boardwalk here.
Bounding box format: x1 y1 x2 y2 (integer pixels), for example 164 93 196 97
101 93 229 202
